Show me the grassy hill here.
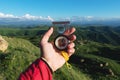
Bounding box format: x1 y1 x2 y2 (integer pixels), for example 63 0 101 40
71 41 120 80
0 37 40 80
0 26 120 80
0 36 91 80
75 26 120 45
0 26 120 46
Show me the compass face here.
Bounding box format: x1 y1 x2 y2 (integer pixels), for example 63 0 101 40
54 35 69 50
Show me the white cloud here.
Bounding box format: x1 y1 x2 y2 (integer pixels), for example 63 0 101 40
1 12 120 23
0 12 54 21
22 14 54 21
85 16 94 19
0 13 5 17
85 16 94 21
0 12 17 18
22 14 39 20
47 16 54 21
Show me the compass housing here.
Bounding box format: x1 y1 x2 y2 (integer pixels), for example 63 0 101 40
52 21 70 50
54 35 69 50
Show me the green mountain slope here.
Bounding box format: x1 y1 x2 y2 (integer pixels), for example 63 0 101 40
0 37 40 80
75 26 120 45
71 41 120 80
0 26 120 80
0 36 91 80
0 26 120 46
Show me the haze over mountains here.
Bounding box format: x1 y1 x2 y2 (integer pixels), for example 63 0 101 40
0 12 120 26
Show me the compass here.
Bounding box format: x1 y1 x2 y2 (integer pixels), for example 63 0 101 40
52 21 70 50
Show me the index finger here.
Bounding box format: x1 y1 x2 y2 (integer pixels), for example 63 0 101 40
63 27 76 36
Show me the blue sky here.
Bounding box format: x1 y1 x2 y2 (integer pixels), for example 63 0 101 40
0 0 120 18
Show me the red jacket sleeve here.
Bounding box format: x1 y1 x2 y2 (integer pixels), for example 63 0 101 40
18 58 53 80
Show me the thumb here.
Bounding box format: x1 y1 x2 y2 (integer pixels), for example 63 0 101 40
41 27 53 44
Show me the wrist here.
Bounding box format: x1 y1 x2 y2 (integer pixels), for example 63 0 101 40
41 57 54 72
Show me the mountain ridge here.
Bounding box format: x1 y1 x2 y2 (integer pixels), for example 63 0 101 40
1 15 120 26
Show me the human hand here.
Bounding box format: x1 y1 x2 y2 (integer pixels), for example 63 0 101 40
40 27 76 72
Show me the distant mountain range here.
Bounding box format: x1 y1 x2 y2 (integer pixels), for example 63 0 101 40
70 16 120 26
0 18 51 25
0 13 120 26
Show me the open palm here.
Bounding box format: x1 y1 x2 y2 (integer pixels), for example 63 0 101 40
40 27 76 72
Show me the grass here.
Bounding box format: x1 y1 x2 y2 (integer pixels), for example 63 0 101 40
0 36 92 80
0 36 40 80
53 65 91 80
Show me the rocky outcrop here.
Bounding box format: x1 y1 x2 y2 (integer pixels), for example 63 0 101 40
0 35 8 52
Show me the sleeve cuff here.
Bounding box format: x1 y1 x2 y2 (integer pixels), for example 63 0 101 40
40 57 53 74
